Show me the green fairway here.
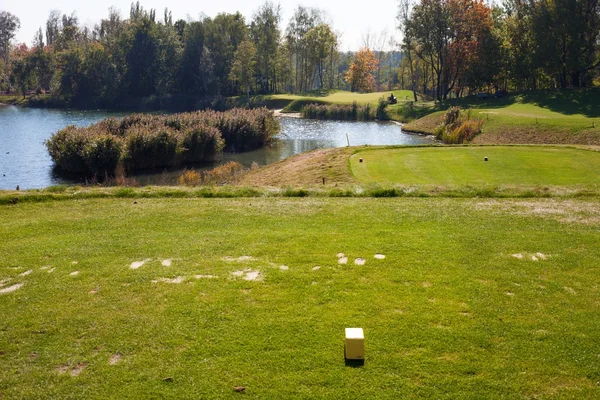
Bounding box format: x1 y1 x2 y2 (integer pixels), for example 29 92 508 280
1 198 600 398
350 146 600 185
272 90 414 106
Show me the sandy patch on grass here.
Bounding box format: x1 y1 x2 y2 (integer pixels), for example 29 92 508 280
336 253 345 258
475 200 600 225
422 282 432 288
0 278 10 288
232 270 262 281
56 362 88 377
536 252 548 260
531 255 539 261
40 266 51 271
224 256 256 262
338 257 348 265
153 276 185 284
69 271 79 276
109 353 122 365
312 266 321 271
19 270 32 277
89 288 98 294
161 259 172 267
0 283 23 294
563 287 577 295
354 258 366 265
72 261 78 265
195 275 219 279
47 268 55 273
512 253 524 259
505 291 515 297
374 254 386 259
279 265 289 271
130 259 151 269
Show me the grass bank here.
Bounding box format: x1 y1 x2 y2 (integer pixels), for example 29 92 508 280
403 89 600 145
1 197 599 398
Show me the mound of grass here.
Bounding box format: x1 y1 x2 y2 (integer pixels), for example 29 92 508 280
350 146 600 186
0 197 599 398
403 89 600 144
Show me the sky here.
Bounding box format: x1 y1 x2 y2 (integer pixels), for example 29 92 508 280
2 0 400 51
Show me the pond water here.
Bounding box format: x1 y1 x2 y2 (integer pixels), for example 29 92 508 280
0 105 433 189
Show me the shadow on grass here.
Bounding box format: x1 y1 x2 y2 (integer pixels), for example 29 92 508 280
345 358 365 368
436 88 600 117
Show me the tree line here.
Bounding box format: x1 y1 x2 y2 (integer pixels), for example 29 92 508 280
398 0 600 101
2 0 598 106
0 3 380 106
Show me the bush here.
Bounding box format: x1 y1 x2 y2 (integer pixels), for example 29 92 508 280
435 107 484 144
376 97 389 120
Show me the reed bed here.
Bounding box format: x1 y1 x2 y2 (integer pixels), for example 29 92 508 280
46 108 279 176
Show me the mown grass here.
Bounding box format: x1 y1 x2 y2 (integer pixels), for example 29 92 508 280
0 197 599 398
271 90 414 113
350 146 600 186
403 89 600 144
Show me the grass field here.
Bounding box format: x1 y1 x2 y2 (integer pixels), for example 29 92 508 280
350 146 600 186
1 197 600 398
403 89 600 145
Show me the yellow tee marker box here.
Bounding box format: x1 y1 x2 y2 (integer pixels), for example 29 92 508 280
345 328 364 360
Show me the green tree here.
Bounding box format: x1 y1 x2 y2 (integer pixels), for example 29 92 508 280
305 24 338 90
250 2 281 93
230 40 257 102
0 11 20 63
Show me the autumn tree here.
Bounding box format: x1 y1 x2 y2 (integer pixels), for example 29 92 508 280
345 47 379 92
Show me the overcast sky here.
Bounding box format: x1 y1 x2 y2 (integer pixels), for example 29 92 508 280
3 0 400 51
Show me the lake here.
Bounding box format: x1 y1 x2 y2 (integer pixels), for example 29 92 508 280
0 106 433 189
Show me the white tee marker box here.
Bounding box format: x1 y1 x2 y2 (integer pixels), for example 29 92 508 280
345 328 364 360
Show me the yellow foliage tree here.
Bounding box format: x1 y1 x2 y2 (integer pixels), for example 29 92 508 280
345 47 379 93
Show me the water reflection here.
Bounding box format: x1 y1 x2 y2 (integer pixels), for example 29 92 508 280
0 106 433 189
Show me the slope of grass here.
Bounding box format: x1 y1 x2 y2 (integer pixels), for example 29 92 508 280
270 90 414 113
350 146 600 186
402 89 600 144
1 197 599 398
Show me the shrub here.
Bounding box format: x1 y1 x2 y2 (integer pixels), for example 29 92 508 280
203 161 245 185
435 107 484 144
376 97 389 120
178 169 202 186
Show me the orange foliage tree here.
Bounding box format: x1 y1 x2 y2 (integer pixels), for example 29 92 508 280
345 47 379 93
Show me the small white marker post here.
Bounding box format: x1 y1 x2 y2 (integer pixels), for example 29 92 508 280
345 328 364 360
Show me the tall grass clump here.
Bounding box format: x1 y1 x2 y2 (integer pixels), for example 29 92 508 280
301 100 386 121
434 107 484 144
177 162 245 186
46 108 278 176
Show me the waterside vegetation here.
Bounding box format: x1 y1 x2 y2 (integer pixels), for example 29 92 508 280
45 108 278 176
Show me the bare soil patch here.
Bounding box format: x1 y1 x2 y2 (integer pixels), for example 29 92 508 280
152 276 185 284
0 283 23 294
130 259 151 270
232 270 262 281
476 199 600 225
109 353 122 365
